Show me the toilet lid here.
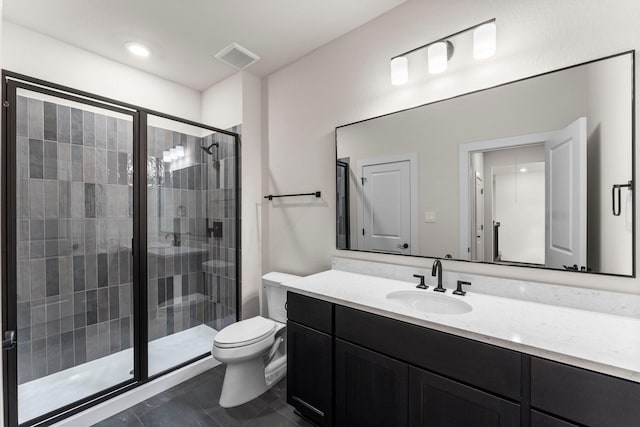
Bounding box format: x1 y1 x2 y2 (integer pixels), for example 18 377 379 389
214 316 276 348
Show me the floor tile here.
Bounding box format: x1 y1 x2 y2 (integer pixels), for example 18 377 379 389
95 365 309 427
92 408 143 427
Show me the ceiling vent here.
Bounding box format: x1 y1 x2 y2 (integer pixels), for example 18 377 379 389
214 42 260 70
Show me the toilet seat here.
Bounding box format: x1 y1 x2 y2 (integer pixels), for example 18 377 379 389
214 316 276 349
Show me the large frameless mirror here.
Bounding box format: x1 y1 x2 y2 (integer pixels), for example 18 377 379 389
336 52 634 276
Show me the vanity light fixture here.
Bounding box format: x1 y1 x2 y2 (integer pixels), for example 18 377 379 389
390 56 409 85
473 22 497 60
428 41 453 74
163 145 186 163
389 18 496 85
125 42 151 58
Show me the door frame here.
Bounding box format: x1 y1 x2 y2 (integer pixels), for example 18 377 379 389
458 131 552 260
356 153 419 255
1 71 241 427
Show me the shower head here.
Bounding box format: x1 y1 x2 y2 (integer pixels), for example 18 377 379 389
201 142 218 155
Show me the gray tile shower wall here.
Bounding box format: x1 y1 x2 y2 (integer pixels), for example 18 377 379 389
16 96 134 385
146 126 238 343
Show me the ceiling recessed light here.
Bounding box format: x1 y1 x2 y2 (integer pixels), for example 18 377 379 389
126 42 151 58
520 167 527 173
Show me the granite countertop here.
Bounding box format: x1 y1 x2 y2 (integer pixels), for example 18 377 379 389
283 270 640 383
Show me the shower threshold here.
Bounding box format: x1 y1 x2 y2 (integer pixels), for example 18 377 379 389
18 324 217 424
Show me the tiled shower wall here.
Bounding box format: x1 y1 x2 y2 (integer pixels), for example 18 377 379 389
146 125 238 343
15 95 134 384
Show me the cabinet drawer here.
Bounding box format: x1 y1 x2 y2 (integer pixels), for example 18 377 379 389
287 292 333 334
335 305 521 400
531 357 640 427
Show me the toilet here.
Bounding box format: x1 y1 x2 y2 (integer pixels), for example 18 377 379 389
212 272 300 408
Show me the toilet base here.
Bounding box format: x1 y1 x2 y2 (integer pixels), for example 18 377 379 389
219 357 268 408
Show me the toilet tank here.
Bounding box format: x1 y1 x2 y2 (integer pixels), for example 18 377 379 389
263 272 301 323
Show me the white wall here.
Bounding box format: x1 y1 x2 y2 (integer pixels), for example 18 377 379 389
239 72 263 318
265 0 640 294
201 73 243 130
3 22 202 121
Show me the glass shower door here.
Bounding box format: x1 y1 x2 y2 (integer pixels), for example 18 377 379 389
146 115 238 376
9 84 136 424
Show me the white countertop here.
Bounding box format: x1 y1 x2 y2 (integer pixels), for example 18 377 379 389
283 270 640 383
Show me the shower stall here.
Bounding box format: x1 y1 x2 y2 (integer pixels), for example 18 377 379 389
1 74 240 426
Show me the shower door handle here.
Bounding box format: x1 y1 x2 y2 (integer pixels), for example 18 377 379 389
2 330 16 351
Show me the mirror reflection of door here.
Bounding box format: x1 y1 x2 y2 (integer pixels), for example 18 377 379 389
474 174 485 261
463 117 587 269
469 153 485 262
357 156 414 254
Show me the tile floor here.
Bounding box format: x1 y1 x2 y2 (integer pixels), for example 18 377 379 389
92 365 313 426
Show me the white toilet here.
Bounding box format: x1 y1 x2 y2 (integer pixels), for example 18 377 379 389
212 272 300 408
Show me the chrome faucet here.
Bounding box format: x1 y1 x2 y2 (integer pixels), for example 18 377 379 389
165 232 180 247
432 260 446 292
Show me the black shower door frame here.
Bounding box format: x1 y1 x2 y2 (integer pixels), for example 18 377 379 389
1 71 241 427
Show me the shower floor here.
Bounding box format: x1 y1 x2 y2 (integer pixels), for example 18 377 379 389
19 324 217 424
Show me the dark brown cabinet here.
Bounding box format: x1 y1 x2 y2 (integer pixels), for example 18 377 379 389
286 293 334 426
335 339 408 427
286 292 640 427
409 366 520 427
531 357 640 427
530 410 578 427
287 321 333 426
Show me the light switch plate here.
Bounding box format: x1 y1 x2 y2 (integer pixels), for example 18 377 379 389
424 211 436 223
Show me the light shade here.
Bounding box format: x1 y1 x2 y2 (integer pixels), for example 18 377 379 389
125 42 151 58
175 145 185 158
390 56 408 86
163 151 171 162
473 22 496 60
169 147 178 160
428 42 449 74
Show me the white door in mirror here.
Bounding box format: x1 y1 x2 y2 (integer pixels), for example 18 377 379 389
545 117 587 270
360 159 412 254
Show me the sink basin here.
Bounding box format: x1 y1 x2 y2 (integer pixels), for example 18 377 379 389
386 290 472 315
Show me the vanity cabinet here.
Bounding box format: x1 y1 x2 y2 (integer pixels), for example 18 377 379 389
335 339 408 426
531 357 640 426
530 411 578 427
286 293 333 426
409 367 520 427
287 291 640 427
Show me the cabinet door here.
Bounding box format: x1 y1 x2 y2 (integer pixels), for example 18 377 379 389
531 410 578 427
335 339 408 427
287 321 333 426
408 367 520 427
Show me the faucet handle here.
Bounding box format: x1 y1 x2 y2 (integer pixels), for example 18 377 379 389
453 280 471 296
413 274 428 289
